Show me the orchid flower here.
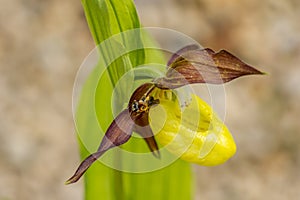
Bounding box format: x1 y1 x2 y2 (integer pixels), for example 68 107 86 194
66 45 263 184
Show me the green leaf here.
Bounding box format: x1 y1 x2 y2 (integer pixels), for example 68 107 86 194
73 0 193 200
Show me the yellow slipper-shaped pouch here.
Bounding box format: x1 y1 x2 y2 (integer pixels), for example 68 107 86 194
150 90 236 166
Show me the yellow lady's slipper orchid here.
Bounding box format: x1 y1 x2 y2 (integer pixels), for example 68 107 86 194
66 45 263 184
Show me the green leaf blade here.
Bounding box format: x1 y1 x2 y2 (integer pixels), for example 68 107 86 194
74 1 194 200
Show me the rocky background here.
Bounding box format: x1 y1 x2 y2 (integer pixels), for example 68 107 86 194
1 0 300 199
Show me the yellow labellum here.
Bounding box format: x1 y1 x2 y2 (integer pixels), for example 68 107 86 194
149 91 236 166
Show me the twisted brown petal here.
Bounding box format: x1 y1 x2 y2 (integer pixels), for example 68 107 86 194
66 82 162 184
167 44 201 66
134 125 160 158
65 109 134 184
155 47 264 89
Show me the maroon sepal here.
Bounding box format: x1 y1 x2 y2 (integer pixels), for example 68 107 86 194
65 109 134 184
155 47 264 89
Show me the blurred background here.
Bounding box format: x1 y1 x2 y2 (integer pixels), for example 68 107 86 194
1 0 300 199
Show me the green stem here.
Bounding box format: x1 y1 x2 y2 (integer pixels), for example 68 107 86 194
112 151 124 200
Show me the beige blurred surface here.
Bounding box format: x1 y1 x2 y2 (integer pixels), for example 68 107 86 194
1 0 300 199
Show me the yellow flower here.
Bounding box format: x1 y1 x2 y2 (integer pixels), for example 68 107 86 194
150 90 236 166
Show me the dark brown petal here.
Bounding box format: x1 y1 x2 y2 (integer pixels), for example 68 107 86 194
133 124 160 158
155 48 264 89
97 109 134 152
65 151 104 185
65 109 134 184
167 44 201 66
